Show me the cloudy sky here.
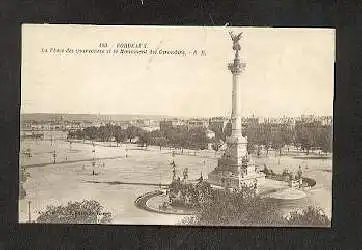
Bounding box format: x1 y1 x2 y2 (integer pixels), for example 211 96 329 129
21 25 335 118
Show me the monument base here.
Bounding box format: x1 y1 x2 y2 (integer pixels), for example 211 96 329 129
207 161 266 191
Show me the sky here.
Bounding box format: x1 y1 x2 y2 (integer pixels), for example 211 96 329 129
21 25 335 118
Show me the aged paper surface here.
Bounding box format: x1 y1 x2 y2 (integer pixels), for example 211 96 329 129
20 24 334 226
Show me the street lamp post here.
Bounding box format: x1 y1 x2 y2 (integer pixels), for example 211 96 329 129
92 160 96 176
28 201 31 223
92 144 96 175
203 160 206 177
52 150 56 164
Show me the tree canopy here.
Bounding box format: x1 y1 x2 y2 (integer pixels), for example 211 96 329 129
180 186 330 227
36 200 112 224
19 167 30 199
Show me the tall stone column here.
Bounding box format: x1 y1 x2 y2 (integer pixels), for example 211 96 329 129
230 52 244 138
227 36 247 165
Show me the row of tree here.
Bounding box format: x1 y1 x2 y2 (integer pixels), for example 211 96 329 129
67 125 211 151
67 119 332 155
162 126 209 151
242 120 332 155
67 124 144 144
199 119 332 155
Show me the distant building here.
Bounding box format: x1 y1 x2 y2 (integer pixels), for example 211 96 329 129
320 116 332 126
160 120 173 131
160 119 186 131
187 119 209 129
172 120 187 127
142 126 159 132
30 124 43 131
300 114 315 121
130 119 151 127
112 121 131 129
128 119 160 131
209 117 229 133
149 120 160 127
120 123 130 129
21 131 44 139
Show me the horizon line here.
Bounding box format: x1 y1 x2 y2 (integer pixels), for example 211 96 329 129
20 111 333 118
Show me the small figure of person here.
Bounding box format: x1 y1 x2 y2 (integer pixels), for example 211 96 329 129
297 165 303 179
253 178 258 194
199 171 203 181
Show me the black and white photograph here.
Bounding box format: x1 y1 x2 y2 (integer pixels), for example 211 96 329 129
20 24 334 227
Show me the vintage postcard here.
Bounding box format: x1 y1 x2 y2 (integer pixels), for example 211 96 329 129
20 24 334 226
